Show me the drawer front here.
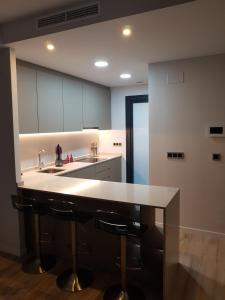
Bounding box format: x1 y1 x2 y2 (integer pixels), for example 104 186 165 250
63 166 95 179
60 157 121 182
95 169 111 181
110 158 122 182
97 175 112 181
95 161 112 174
96 174 112 181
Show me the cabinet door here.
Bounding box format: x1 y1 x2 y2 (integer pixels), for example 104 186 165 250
63 78 83 132
83 83 111 129
110 158 122 182
63 166 96 179
17 64 38 133
37 71 63 133
95 158 121 182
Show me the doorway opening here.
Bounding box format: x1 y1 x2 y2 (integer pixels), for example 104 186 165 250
126 94 149 184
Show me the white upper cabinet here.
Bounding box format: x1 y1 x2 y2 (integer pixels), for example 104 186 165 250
17 65 38 134
63 78 83 132
37 71 63 133
17 63 111 133
83 83 111 130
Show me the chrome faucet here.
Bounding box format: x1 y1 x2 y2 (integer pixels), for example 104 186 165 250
90 142 98 156
38 149 46 169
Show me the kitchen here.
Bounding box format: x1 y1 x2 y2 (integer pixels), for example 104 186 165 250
0 1 225 300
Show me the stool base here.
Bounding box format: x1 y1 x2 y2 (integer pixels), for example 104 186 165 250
56 268 93 292
104 284 145 300
22 255 56 274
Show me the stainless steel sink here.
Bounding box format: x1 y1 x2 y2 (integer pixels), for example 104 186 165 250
75 157 107 163
38 168 65 174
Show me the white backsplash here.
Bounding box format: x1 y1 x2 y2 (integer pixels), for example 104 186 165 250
20 132 99 171
98 130 125 182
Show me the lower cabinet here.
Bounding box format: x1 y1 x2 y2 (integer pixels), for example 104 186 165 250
95 158 121 181
63 157 121 182
64 166 96 180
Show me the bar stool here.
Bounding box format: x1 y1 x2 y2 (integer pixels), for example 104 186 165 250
48 199 93 293
95 210 147 300
11 194 56 274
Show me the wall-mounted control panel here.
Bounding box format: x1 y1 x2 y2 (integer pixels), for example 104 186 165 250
167 152 185 159
212 153 222 161
207 125 225 137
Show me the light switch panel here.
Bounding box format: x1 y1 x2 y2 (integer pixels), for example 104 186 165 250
212 153 221 161
167 152 185 159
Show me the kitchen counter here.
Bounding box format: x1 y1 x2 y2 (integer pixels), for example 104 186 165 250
17 153 180 300
22 153 121 176
19 153 178 208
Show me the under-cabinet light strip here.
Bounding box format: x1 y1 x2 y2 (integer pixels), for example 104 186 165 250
19 131 99 138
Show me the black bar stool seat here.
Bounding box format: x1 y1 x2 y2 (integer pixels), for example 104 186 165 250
96 210 147 237
48 199 93 293
95 210 148 300
11 195 56 274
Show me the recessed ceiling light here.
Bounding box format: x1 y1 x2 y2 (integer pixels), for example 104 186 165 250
46 43 55 51
120 73 132 79
94 60 109 68
123 26 132 37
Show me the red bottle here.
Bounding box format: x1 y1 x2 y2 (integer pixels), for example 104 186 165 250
69 154 74 163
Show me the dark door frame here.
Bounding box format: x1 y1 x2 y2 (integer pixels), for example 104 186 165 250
126 94 148 183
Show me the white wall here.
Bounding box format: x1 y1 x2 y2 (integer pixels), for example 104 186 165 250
149 54 225 234
99 85 148 182
20 132 98 171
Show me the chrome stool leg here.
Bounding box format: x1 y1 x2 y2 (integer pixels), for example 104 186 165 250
104 236 145 300
56 221 93 292
22 214 55 274
119 235 129 300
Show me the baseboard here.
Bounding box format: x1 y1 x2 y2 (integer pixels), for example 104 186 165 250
0 240 26 258
0 250 21 262
156 222 225 238
179 225 225 238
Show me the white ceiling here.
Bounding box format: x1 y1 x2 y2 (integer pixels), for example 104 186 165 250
9 0 225 87
0 0 82 24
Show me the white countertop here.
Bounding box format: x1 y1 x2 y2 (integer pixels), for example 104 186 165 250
22 153 121 176
18 154 179 208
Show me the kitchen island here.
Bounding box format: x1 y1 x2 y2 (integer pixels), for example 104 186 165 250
17 155 179 300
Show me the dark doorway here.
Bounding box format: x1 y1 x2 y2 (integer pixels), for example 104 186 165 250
126 95 149 183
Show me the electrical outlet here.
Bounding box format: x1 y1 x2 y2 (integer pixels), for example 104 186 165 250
167 152 185 159
113 142 122 146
